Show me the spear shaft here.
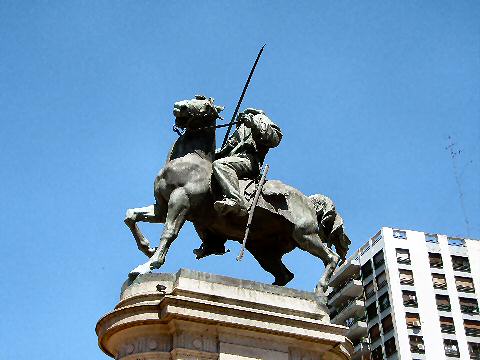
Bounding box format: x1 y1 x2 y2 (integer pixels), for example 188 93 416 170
221 44 265 148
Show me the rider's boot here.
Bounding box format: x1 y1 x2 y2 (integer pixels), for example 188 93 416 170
214 197 248 217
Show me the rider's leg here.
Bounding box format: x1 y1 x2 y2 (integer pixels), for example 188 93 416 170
212 155 253 215
193 224 228 259
150 188 190 269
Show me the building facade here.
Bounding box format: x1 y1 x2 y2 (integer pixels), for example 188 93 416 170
327 227 480 360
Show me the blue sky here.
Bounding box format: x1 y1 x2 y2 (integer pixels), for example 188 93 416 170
1 1 479 359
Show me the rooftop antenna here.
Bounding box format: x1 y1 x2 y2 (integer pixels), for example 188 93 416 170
445 136 471 236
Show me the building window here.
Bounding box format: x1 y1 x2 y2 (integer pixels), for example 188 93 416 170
447 237 465 247
403 290 418 308
365 280 375 299
382 314 394 334
455 276 475 293
378 293 390 312
373 250 385 269
393 229 407 239
369 323 381 342
372 345 383 360
469 342 480 359
464 320 480 337
425 233 438 243
384 337 397 357
459 297 479 315
432 273 447 290
399 269 415 286
396 248 411 265
444 339 460 357
366 302 378 322
406 312 421 329
376 271 388 291
451 255 471 272
436 294 451 312
439 317 455 334
409 336 425 354
429 253 443 268
361 261 373 279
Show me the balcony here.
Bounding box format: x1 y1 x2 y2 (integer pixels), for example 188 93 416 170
365 288 376 300
430 261 443 269
410 343 425 354
457 285 475 293
373 258 385 270
404 297 418 308
397 257 411 265
329 257 361 289
433 282 448 290
461 305 480 315
440 324 456 334
331 298 366 325
452 263 471 272
328 277 363 306
407 321 421 330
445 348 460 358
346 317 368 341
400 278 415 286
377 279 388 291
437 303 452 312
465 328 480 337
469 343 480 359
352 340 370 360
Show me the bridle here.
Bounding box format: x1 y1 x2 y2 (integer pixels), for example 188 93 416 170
173 120 242 137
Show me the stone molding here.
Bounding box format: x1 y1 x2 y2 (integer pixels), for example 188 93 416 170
96 269 352 359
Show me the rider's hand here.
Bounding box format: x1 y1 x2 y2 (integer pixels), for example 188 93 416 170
239 113 255 128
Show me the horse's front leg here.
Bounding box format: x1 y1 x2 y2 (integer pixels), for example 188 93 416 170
125 201 166 257
150 188 190 269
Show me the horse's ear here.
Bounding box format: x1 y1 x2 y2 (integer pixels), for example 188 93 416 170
215 105 225 113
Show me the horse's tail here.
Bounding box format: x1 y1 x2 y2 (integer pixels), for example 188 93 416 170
309 194 351 261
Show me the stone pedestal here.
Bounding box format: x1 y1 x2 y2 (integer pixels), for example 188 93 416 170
96 269 352 360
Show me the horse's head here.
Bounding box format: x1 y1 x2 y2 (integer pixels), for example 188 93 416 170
173 95 224 129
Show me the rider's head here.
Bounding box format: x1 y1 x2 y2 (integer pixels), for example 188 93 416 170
173 95 224 129
242 108 265 116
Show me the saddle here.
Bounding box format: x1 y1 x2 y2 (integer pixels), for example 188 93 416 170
238 178 294 221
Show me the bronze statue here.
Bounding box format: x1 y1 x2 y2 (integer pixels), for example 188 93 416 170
124 96 350 299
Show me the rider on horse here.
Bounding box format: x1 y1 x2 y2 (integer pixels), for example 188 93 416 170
213 108 283 217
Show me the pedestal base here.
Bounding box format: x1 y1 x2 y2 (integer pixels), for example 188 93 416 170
96 269 352 359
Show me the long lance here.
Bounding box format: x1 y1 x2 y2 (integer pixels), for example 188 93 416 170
221 44 266 148
237 164 270 261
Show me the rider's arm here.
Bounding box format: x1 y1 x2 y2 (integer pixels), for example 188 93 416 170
247 114 283 148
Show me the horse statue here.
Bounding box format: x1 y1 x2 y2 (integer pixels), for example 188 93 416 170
124 96 350 298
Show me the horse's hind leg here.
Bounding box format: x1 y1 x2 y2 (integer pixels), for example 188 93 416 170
293 231 340 295
252 251 294 286
149 188 190 269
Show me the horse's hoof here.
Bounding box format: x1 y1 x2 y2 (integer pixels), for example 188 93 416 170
272 271 294 286
150 259 164 270
124 209 137 225
129 262 152 278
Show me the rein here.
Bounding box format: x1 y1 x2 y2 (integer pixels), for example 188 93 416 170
172 120 242 137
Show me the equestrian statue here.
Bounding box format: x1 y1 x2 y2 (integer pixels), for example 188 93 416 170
124 94 350 299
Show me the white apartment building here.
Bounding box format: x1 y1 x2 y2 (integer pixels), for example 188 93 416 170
327 227 480 360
